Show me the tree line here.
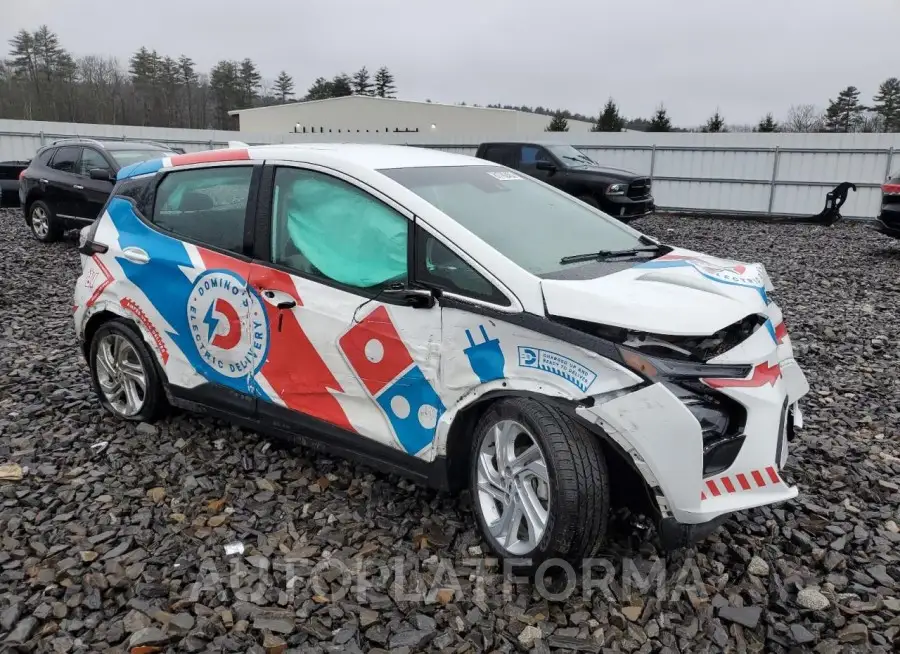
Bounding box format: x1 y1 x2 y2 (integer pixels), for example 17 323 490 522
542 82 900 133
2 25 898 135
0 25 398 130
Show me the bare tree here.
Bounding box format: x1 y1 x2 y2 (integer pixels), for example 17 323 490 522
783 104 825 132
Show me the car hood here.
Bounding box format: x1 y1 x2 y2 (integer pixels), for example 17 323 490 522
568 164 643 180
541 248 774 336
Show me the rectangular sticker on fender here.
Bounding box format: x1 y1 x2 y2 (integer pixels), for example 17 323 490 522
517 346 597 393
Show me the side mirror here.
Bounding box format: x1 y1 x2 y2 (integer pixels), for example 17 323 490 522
382 287 437 309
536 161 556 173
89 168 113 182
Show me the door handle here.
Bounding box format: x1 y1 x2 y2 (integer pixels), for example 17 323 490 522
73 184 84 190
40 178 48 184
122 246 149 264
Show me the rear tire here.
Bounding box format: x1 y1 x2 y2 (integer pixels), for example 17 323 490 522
89 319 167 423
470 397 609 570
28 200 62 243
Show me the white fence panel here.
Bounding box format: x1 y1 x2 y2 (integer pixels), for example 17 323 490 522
2 118 898 220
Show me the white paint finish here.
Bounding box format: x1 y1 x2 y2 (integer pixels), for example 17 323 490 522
3 118 898 219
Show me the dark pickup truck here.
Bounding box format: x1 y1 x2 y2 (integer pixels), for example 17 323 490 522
475 142 654 222
0 160 29 207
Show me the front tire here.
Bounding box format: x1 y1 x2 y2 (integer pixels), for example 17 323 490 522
470 398 610 569
28 200 62 243
89 320 166 422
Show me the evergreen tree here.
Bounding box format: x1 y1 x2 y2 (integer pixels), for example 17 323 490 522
648 104 672 132
330 73 353 97
351 66 373 95
305 77 333 101
592 98 625 132
545 110 569 132
756 113 778 132
238 58 261 108
823 86 863 132
274 71 294 103
210 60 241 128
177 55 198 127
703 109 726 132
873 77 900 132
374 66 396 98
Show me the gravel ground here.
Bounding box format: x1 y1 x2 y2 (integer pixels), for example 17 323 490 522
0 207 898 654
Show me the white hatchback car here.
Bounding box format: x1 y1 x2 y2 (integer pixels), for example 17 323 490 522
74 144 809 565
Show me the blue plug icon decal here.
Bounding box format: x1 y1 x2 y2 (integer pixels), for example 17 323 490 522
464 325 505 383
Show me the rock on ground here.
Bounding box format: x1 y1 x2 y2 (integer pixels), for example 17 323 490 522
0 209 898 652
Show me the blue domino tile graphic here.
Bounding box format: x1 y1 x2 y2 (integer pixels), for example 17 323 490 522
376 366 446 455
463 325 505 383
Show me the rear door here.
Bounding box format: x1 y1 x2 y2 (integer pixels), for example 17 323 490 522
46 146 83 217
246 162 444 458
75 147 115 219
100 161 263 413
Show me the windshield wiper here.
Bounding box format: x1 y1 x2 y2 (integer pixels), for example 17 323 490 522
559 245 664 265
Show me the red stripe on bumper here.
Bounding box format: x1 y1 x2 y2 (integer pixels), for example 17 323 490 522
706 480 722 497
721 477 736 493
736 473 751 490
766 466 781 484
752 470 766 487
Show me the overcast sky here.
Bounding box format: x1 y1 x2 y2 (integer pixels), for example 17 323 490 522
3 0 897 126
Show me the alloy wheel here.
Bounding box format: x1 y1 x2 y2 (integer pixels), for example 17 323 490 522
31 206 49 239
475 419 551 555
94 333 147 417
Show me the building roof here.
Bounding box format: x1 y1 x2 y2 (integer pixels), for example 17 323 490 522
228 94 591 122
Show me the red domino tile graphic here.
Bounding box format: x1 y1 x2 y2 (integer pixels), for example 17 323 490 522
701 466 783 501
338 305 413 396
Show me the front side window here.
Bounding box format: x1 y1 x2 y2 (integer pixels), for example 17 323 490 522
152 166 253 254
80 149 111 176
380 165 645 277
270 167 409 291
519 145 553 166
50 146 81 173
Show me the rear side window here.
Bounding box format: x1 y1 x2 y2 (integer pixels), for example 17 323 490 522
50 146 81 173
115 178 154 216
480 145 517 167
152 166 253 255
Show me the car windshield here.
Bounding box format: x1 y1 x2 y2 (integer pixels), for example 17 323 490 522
546 145 597 167
110 149 173 167
379 164 646 276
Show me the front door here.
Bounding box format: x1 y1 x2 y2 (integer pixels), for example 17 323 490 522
517 145 561 187
76 147 115 219
247 164 444 458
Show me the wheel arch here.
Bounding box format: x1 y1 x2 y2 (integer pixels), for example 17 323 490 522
442 389 658 519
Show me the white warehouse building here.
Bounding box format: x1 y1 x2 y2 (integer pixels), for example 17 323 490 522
228 95 595 136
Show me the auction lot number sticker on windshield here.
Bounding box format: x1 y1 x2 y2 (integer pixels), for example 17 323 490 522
487 171 523 181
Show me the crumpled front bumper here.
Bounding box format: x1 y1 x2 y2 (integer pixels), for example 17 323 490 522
575 323 808 547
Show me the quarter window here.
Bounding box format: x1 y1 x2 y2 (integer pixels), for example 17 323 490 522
270 167 409 290
152 166 253 255
50 146 81 173
415 228 510 306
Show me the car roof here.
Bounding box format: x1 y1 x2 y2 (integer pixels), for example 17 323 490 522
117 143 494 181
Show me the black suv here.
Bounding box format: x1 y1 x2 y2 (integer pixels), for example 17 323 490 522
19 139 177 242
475 142 655 222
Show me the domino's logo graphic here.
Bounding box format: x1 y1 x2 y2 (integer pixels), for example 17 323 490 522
463 325 505 383
186 270 269 379
338 306 445 455
518 346 597 393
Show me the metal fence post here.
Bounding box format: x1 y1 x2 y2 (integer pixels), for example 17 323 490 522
649 144 657 181
885 147 895 180
767 146 781 215
39 131 45 146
